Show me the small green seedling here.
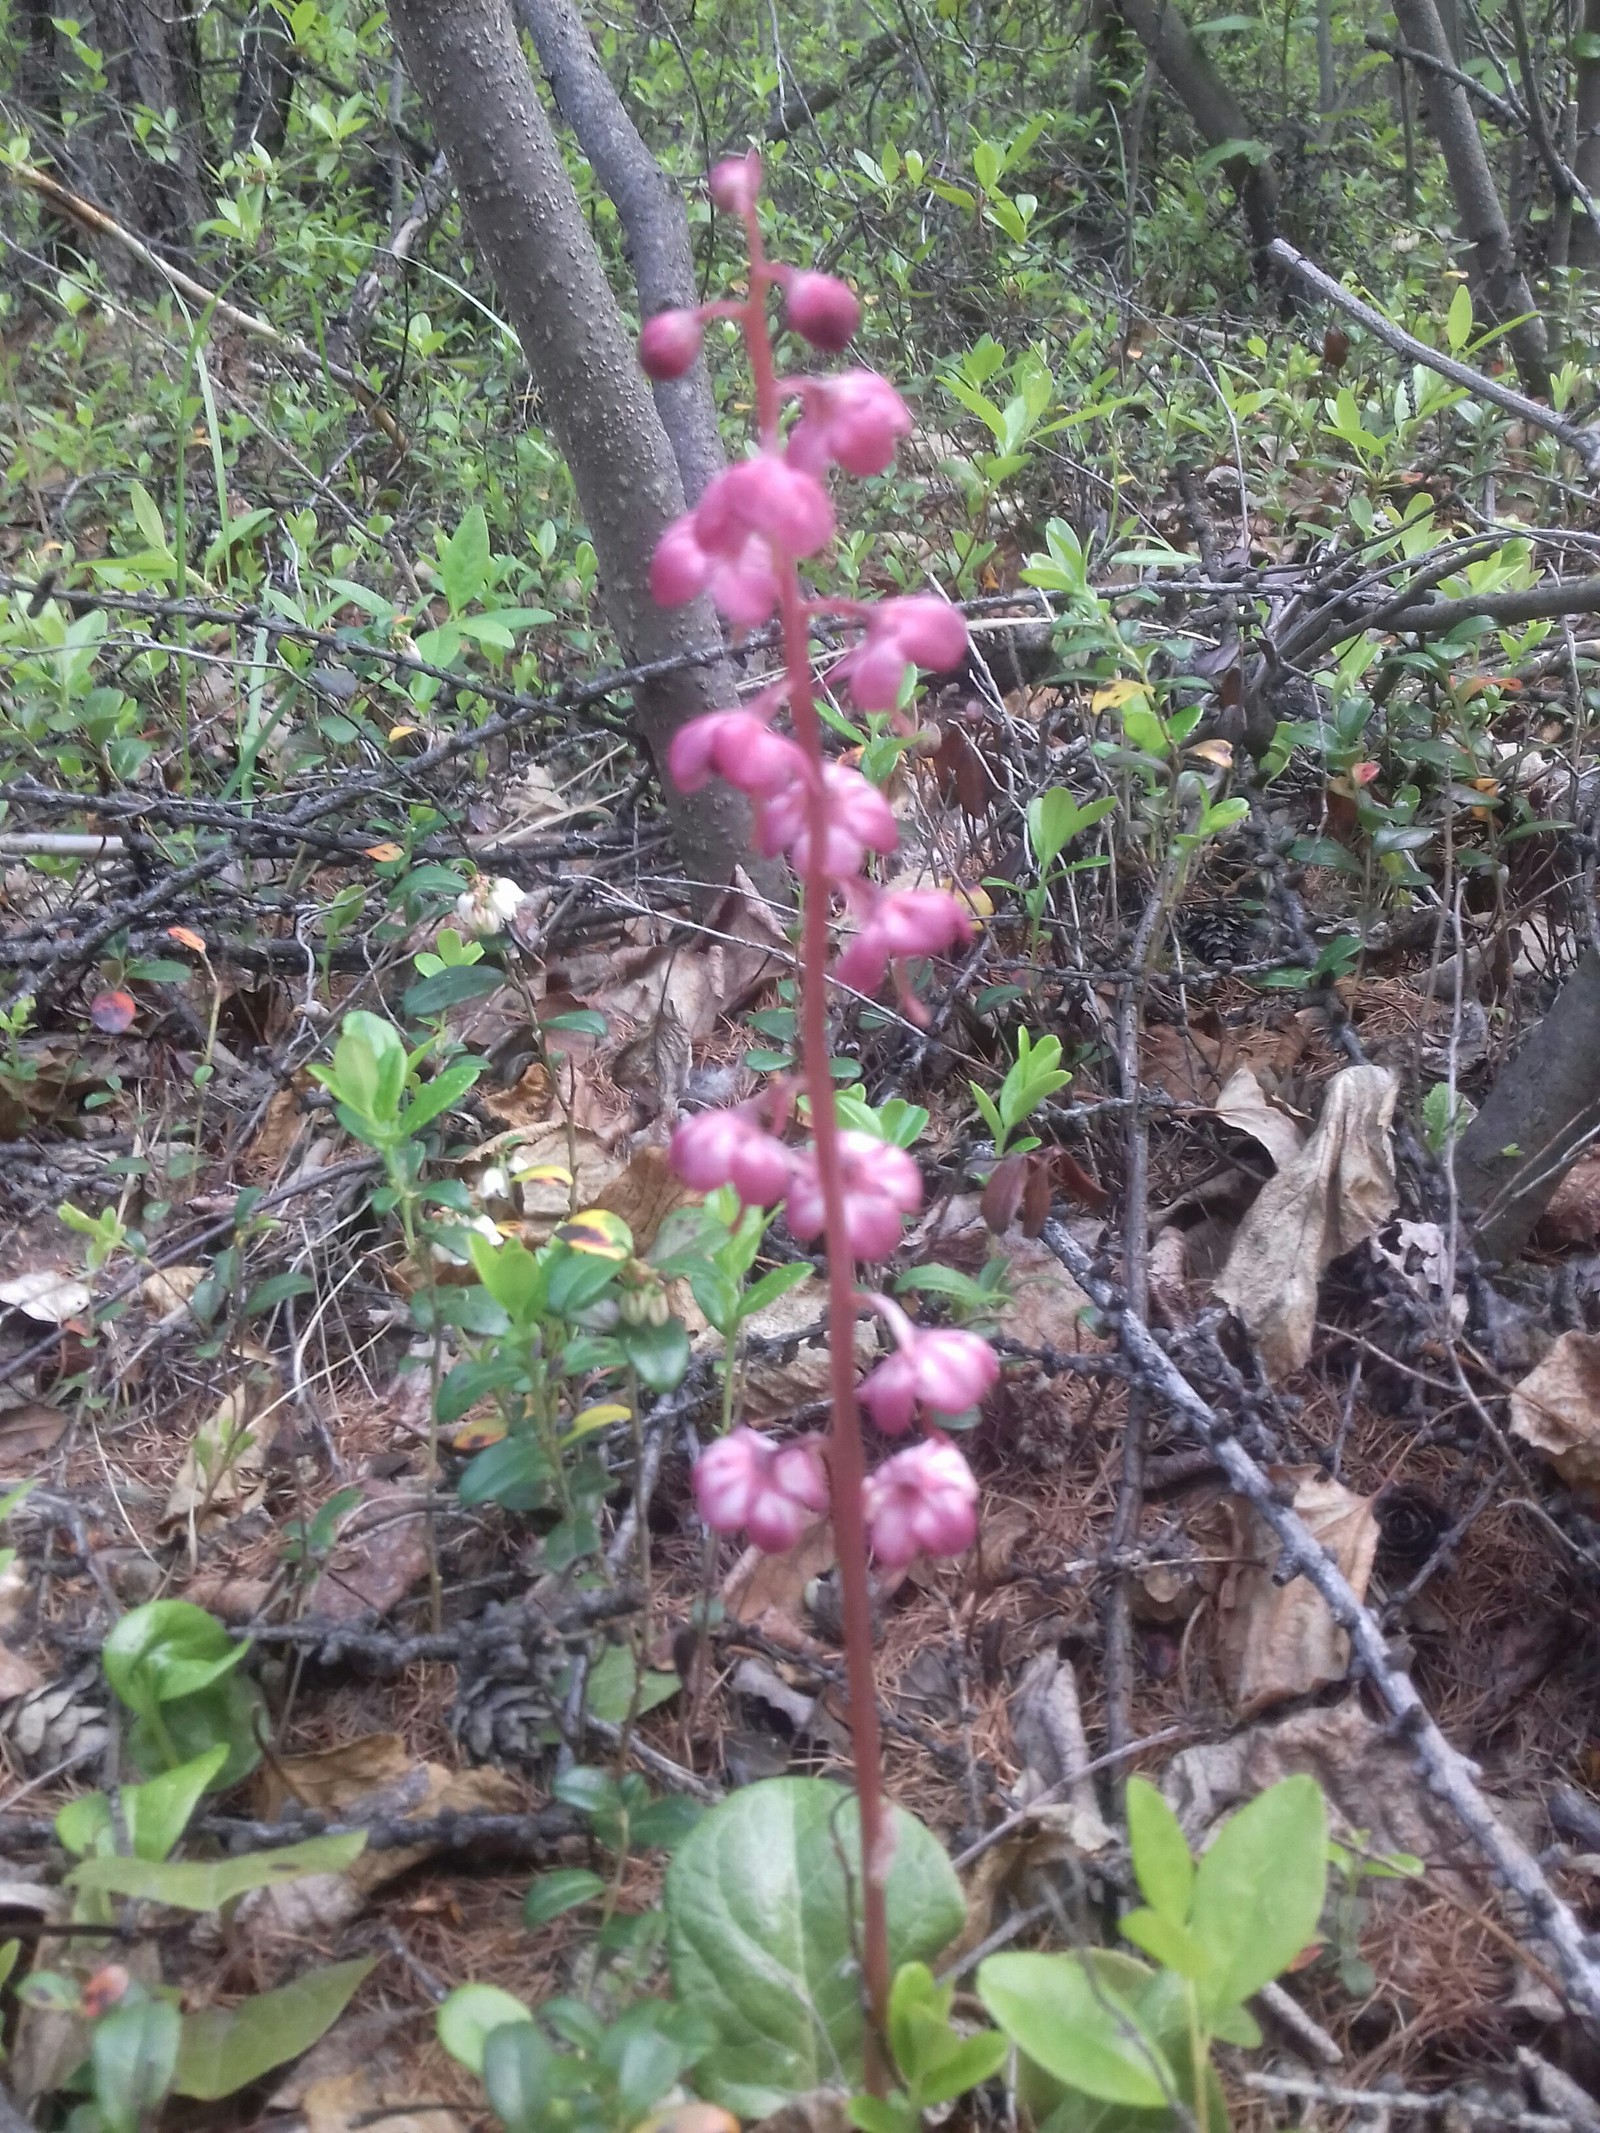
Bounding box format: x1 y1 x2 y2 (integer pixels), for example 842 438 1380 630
849 1962 1008 2133
970 1027 1072 1158
101 1598 264 1786
979 1774 1331 2131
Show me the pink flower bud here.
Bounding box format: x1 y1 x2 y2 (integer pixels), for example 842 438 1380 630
787 1130 922 1260
709 151 762 215
860 1327 997 1434
667 711 807 799
639 308 705 380
863 1437 979 1568
834 888 974 996
757 762 898 879
671 1107 793 1207
787 371 913 479
695 1426 829 1553
650 517 712 607
880 595 969 671
699 456 835 559
784 271 861 352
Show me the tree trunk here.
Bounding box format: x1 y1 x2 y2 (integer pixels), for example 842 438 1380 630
1113 0 1280 258
76 0 209 262
1315 0 1339 115
232 1 299 159
514 0 723 506
1391 0 1550 393
1570 0 1600 267
385 0 754 891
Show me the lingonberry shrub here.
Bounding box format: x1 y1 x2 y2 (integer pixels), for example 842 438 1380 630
639 152 993 2033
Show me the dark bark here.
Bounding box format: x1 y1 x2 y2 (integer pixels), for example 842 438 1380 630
232 1 298 159
513 0 723 506
1113 0 1280 258
768 29 900 139
1455 948 1600 1261
384 0 755 892
1571 0 1600 267
1390 0 1550 394
74 0 209 263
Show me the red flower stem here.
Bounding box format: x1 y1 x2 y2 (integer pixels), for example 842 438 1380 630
740 202 893 2062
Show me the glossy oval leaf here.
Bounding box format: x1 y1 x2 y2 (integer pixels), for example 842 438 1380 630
1188 1774 1327 2012
174 1957 375 2099
665 1775 964 2117
976 1951 1172 2109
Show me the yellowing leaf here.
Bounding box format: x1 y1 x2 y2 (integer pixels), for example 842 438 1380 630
364 842 403 863
1187 738 1234 769
451 1414 507 1451
556 1209 633 1259
562 1401 631 1447
166 925 207 953
513 1162 572 1186
386 725 418 744
1091 678 1148 713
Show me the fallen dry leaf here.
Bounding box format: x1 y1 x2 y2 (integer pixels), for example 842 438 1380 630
0 1645 43 1699
1214 1064 1398 1376
1511 1332 1600 1488
162 1371 278 1530
1217 1468 1378 1716
139 1265 205 1315
305 1481 431 1622
1537 1155 1600 1247
304 2069 468 2133
1213 1064 1306 1171
0 1400 67 1470
0 1268 90 1325
723 1519 837 1652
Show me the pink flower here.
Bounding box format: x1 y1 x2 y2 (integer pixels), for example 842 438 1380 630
757 762 898 878
668 711 807 799
783 271 861 353
787 371 913 479
836 596 970 712
835 888 974 996
710 151 762 216
860 1327 999 1435
652 457 835 627
695 1427 829 1552
671 1107 793 1207
863 1437 979 1567
698 456 835 558
640 309 704 380
787 1131 922 1259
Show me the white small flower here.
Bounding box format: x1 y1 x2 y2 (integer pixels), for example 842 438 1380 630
455 875 524 937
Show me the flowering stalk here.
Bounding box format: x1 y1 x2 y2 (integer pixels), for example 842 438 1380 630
639 151 992 2060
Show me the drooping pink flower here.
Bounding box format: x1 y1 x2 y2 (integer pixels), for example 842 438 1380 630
652 457 835 627
787 1131 922 1259
835 596 970 712
668 711 807 799
695 1427 829 1552
710 150 762 216
671 1107 793 1207
640 309 705 380
756 761 898 879
787 371 913 479
862 1437 979 1567
783 271 861 353
859 1327 999 1435
835 887 974 996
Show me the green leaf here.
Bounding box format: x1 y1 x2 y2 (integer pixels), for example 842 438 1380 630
482 2021 558 2133
102 1600 248 1718
438 505 493 614
174 1959 375 2099
123 1746 230 1859
1445 280 1474 354
977 1951 1173 2109
435 1353 521 1427
617 1315 690 1392
1118 1906 1206 1978
629 1795 705 1851
402 964 503 1019
320 1010 407 1126
467 1231 545 1322
919 2031 1009 2104
665 1775 965 2117
554 1765 622 1815
457 1434 553 1510
850 2095 914 2133
92 1996 180 2133
1188 1774 1327 2013
397 1057 484 1136
523 1868 606 1926
129 480 170 556
437 1983 535 2077
127 1673 265 1787
738 1263 814 1319
72 1832 367 1911
1125 1776 1193 1925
